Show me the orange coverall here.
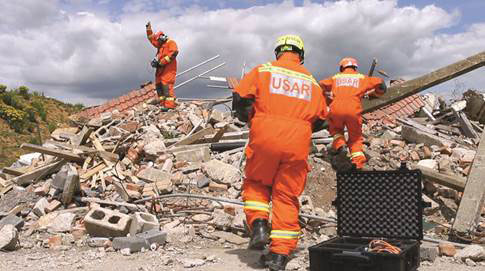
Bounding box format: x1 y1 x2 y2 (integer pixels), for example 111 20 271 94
235 52 327 256
147 29 178 109
319 68 384 169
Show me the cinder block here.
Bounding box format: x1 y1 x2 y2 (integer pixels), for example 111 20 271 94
112 236 148 252
136 229 167 245
129 212 159 236
84 207 132 237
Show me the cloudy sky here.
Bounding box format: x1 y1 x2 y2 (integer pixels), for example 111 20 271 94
0 0 484 106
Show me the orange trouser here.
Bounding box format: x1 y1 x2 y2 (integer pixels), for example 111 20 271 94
328 110 366 169
155 82 176 109
242 115 310 255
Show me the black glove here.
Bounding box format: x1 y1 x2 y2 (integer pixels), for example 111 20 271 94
151 58 160 68
232 92 254 123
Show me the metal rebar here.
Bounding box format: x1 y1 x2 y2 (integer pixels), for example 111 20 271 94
134 193 336 223
174 62 226 90
176 55 220 78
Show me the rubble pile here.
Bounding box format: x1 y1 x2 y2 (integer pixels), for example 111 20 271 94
0 93 484 268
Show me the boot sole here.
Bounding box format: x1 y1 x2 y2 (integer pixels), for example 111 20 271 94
248 234 269 250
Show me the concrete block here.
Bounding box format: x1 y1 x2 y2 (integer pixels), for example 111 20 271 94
112 236 148 252
137 167 171 183
420 244 438 262
136 229 167 245
202 159 240 185
45 200 62 213
84 207 132 237
0 215 24 231
129 212 159 236
61 164 80 205
0 224 18 251
33 197 49 217
174 146 211 163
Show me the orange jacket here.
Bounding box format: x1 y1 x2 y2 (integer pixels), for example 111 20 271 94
235 53 327 153
147 29 178 84
319 69 384 114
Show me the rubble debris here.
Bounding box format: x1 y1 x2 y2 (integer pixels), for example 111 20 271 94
455 244 485 261
129 212 159 236
0 224 18 251
202 159 241 185
438 242 457 257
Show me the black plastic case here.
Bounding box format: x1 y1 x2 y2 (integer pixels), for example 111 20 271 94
309 165 426 271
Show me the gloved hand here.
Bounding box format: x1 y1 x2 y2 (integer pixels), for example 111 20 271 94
146 21 151 29
151 58 159 68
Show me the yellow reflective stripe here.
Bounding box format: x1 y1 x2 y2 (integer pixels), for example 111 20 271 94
165 97 175 101
333 133 344 140
164 56 171 63
332 73 365 79
258 65 317 85
351 151 365 158
159 96 166 100
244 201 270 212
270 230 301 239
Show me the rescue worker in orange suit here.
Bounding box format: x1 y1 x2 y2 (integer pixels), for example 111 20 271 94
233 35 327 271
319 57 387 170
146 22 178 110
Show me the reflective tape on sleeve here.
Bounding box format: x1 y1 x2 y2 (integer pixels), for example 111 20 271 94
351 151 365 158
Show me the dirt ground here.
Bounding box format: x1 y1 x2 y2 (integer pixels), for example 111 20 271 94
1 245 484 271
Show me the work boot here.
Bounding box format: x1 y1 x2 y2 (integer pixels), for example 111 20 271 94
248 219 269 250
262 253 289 271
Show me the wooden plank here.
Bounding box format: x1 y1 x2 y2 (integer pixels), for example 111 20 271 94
90 134 114 166
417 166 466 192
171 126 215 147
21 143 84 162
10 160 66 186
210 125 229 143
80 163 106 180
71 126 93 146
453 130 485 234
362 51 485 114
2 167 27 177
46 140 119 162
454 110 479 139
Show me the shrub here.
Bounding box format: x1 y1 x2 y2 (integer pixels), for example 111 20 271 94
0 84 6 93
32 100 47 122
17 86 30 99
0 103 28 133
0 91 24 110
47 122 57 133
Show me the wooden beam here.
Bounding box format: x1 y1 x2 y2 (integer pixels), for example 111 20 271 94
362 51 485 114
2 167 27 177
71 126 93 146
454 110 479 140
417 166 466 192
10 160 66 186
80 163 107 180
453 130 485 235
45 140 119 162
21 143 84 162
171 126 215 147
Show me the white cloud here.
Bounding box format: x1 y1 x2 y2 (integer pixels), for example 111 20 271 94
0 0 484 106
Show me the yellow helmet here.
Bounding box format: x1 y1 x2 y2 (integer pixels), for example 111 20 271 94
274 34 305 61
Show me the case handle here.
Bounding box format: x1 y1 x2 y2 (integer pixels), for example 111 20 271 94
331 251 370 262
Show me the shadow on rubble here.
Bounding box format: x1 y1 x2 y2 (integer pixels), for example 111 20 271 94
225 248 266 269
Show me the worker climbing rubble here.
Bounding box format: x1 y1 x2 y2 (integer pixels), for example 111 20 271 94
233 34 327 270
146 21 179 110
319 57 387 170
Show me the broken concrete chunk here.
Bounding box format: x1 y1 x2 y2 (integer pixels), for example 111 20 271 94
209 109 225 124
61 164 80 205
455 244 485 261
33 197 49 217
112 236 148 252
438 242 457 257
0 215 24 231
161 159 173 173
417 159 437 170
202 159 240 185
0 224 19 251
211 231 247 245
143 139 166 158
420 244 438 262
47 212 76 233
174 146 211 163
137 167 171 183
